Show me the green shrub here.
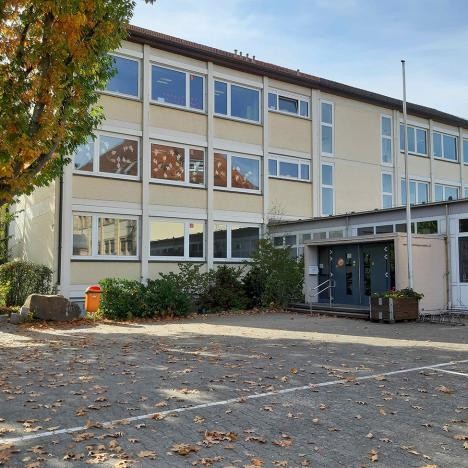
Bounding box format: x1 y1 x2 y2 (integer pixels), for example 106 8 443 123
198 265 247 312
243 239 304 308
0 261 54 307
146 276 192 317
374 288 424 300
99 278 146 320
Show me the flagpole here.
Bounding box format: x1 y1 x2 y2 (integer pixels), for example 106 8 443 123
402 60 414 289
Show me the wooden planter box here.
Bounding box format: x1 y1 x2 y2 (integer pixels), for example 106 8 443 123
370 297 419 322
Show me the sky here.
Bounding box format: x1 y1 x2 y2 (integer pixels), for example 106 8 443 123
132 0 468 119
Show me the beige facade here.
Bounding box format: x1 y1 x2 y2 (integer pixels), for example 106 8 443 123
8 28 468 300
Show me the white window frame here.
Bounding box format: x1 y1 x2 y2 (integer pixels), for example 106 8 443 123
267 88 310 119
73 131 140 181
401 178 430 205
214 79 261 124
268 154 311 182
213 223 261 261
381 115 393 165
72 213 139 260
150 63 206 113
149 140 206 188
464 186 468 198
321 162 335 216
320 100 334 157
381 172 393 208
434 183 460 202
148 218 205 261
213 151 261 194
432 131 458 162
463 138 468 165
399 124 428 157
103 53 141 100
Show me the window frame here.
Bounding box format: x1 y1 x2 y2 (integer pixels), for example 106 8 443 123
268 154 311 182
104 53 141 100
381 115 393 165
149 140 206 188
73 131 140 180
381 172 393 209
399 123 428 157
214 79 261 124
401 178 429 205
148 218 205 261
213 223 261 261
267 88 310 119
150 63 206 113
321 162 335 216
432 130 458 162
463 138 468 165
213 151 261 193
434 183 460 202
320 100 334 157
72 213 139 260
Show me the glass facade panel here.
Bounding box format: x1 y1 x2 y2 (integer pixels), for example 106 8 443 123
446 186 458 200
268 159 277 176
215 81 228 115
382 173 392 193
231 226 259 258
357 226 374 236
231 85 259 121
376 225 393 234
284 235 296 246
299 100 309 117
321 125 333 154
417 182 428 203
407 127 416 153
99 136 138 176
321 102 332 124
416 128 427 154
98 218 137 256
382 138 392 163
433 133 443 157
73 215 92 256
383 194 393 209
107 56 139 97
279 161 298 178
443 134 457 161
189 149 204 185
322 187 333 216
278 96 298 114
435 184 444 201
150 220 184 257
74 139 94 171
381 117 392 137
231 156 259 190
322 165 333 186
214 153 227 187
459 237 468 282
214 224 227 258
189 74 204 110
151 144 185 182
189 222 204 258
417 220 438 234
300 164 310 180
273 236 284 246
268 92 277 110
152 65 186 106
464 140 468 164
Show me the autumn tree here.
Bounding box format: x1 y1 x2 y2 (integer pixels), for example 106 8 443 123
0 0 153 206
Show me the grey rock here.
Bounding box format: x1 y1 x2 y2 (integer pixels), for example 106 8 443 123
23 294 81 322
0 314 9 323
9 312 19 324
19 306 30 318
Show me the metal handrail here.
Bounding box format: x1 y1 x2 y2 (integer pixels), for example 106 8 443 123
309 278 335 310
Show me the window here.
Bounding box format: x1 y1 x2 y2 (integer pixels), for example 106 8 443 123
151 65 204 111
459 237 468 282
399 124 427 156
321 102 333 155
435 184 459 201
460 219 468 233
151 143 205 186
72 214 138 259
357 226 374 236
401 179 429 205
433 131 458 161
396 223 415 233
268 155 310 181
321 163 334 216
465 187 468 198
214 152 260 191
73 133 139 178
214 224 260 260
382 173 393 209
417 220 438 234
376 225 393 234
149 219 204 260
268 89 309 118
381 116 392 164
215 80 260 122
106 55 139 98
463 139 468 164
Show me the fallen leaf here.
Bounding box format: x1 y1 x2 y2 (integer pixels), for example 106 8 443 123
368 449 378 462
436 385 454 394
138 450 156 459
171 443 200 456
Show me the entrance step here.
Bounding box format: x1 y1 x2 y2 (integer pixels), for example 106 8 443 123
288 302 369 320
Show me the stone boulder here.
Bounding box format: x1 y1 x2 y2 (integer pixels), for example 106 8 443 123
22 294 82 321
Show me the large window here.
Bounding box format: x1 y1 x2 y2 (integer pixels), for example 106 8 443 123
381 116 392 164
433 131 458 161
151 65 204 111
381 173 393 208
214 152 260 191
321 101 334 155
321 163 334 216
72 214 138 259
74 133 139 178
435 184 459 202
106 55 139 98
149 219 204 260
214 80 260 122
214 224 260 260
151 142 205 186
399 124 427 156
463 139 468 164
268 89 309 118
401 179 429 205
268 155 310 181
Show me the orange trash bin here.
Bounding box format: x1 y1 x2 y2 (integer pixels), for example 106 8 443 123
85 285 101 313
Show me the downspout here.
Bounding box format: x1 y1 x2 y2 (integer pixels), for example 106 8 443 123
57 174 63 286
445 203 451 309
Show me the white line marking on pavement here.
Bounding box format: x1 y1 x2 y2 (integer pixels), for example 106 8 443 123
435 368 468 377
2 359 467 446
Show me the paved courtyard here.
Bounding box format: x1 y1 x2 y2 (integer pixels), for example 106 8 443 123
0 312 467 467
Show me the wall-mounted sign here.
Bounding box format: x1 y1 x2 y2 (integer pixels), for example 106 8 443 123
308 265 319 275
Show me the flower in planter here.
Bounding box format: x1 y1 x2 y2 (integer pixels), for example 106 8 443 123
373 288 423 300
